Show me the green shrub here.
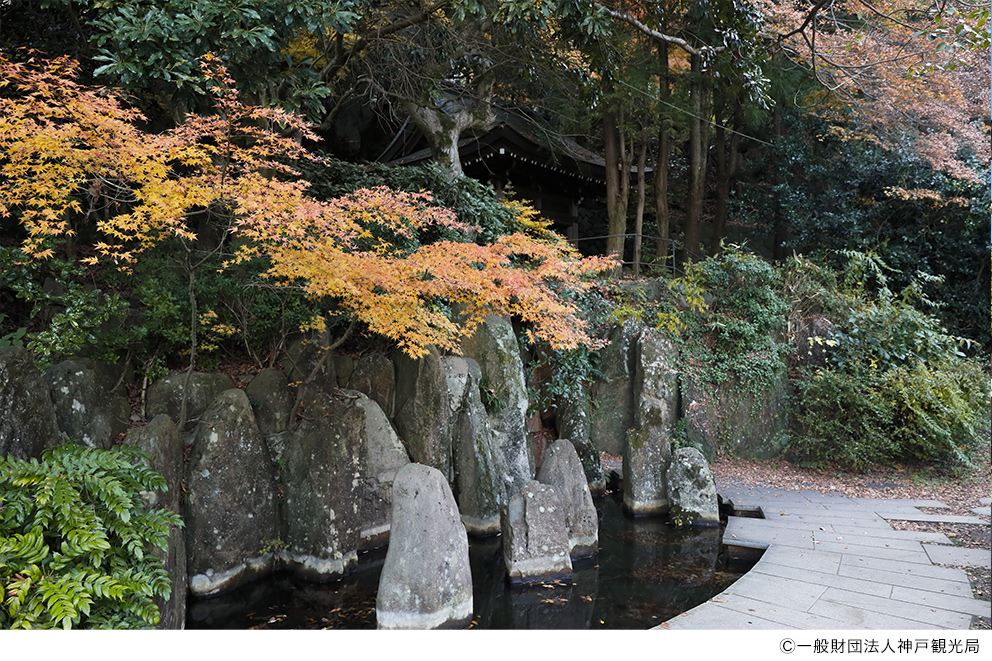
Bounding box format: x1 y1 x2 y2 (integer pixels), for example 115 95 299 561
677 245 792 392
786 251 989 473
0 246 135 368
0 445 182 629
789 359 989 472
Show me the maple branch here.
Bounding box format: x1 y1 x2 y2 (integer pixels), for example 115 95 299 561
593 3 725 56
289 318 358 430
854 0 927 32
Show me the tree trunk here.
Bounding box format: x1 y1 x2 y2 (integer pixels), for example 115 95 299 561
604 107 630 261
405 80 496 177
633 138 648 277
654 40 672 271
682 53 711 266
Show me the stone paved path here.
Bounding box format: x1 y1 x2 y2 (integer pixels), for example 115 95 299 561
661 483 991 630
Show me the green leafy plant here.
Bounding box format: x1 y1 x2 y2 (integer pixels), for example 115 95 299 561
0 314 27 347
0 246 134 368
676 245 792 394
787 251 990 472
0 445 182 629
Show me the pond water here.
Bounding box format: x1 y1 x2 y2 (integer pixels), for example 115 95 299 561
186 491 755 630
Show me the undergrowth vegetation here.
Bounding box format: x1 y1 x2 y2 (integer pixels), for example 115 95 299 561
0 445 181 629
783 251 990 472
572 245 989 475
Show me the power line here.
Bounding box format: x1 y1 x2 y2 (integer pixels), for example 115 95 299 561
613 77 777 147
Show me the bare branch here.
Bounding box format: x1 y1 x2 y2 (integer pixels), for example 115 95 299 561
593 2 725 56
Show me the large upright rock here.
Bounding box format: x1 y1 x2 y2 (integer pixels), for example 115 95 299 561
283 390 409 579
682 368 790 461
623 328 677 516
124 415 187 629
44 358 129 449
243 367 294 438
348 353 396 420
501 480 573 585
0 346 63 460
666 446 719 527
443 357 504 536
461 315 534 497
146 371 235 430
589 321 640 454
554 387 605 494
536 439 598 559
184 388 279 596
376 463 473 630
393 346 451 481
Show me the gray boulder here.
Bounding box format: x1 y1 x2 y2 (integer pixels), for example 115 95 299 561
536 439 598 559
443 357 504 536
283 390 409 578
393 346 451 480
501 480 573 585
348 353 396 419
460 315 534 496
666 446 720 527
244 367 294 438
124 415 186 629
44 358 130 449
146 371 235 430
334 354 355 387
554 387 605 494
589 321 640 454
376 463 473 629
682 368 790 461
184 388 279 596
623 328 677 516
0 346 64 460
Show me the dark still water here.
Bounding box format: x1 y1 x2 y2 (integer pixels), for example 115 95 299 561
186 492 753 630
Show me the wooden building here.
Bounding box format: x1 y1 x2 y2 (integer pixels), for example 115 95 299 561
380 110 613 256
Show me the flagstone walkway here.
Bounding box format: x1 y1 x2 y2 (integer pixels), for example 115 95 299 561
661 485 991 630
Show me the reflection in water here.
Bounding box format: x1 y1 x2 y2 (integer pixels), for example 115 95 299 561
186 492 751 630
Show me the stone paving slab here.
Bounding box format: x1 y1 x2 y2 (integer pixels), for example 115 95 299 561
817 586 975 628
815 531 932 551
874 512 989 525
750 560 894 599
680 592 847 630
806 599 970 630
890 585 992 618
759 509 895 529
829 524 952 544
725 518 815 549
812 539 933 563
758 545 842 574
972 506 991 517
923 544 992 569
663 604 786 629
837 563 973 595
840 552 977 581
659 485 990 630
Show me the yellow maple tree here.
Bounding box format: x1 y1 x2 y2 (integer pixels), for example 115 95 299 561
0 53 614 358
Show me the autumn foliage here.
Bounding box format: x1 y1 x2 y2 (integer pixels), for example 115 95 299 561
759 0 990 182
0 54 614 357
